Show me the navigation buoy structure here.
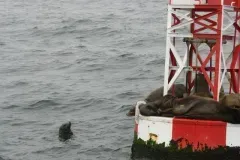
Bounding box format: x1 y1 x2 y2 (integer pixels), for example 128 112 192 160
132 0 240 158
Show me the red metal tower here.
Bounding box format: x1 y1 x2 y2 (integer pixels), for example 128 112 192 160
163 0 240 101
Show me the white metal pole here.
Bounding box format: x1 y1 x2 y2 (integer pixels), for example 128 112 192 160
163 5 173 96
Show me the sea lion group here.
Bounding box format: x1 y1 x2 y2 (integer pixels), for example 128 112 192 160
126 84 186 116
137 94 240 123
126 74 240 124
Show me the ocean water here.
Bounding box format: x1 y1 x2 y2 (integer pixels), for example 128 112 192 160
0 0 167 160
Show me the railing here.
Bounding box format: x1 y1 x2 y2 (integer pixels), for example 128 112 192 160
169 0 239 7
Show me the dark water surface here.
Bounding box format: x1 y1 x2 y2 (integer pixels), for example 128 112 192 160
0 0 167 159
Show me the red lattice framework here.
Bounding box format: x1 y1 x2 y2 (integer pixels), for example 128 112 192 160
163 2 240 101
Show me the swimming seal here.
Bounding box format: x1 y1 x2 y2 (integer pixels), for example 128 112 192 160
59 122 73 141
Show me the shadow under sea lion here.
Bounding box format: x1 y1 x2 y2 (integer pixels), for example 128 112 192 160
59 122 73 141
126 84 186 117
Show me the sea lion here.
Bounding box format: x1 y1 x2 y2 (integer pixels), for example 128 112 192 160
140 95 177 117
190 73 212 98
139 94 240 124
138 103 159 116
190 87 225 99
170 95 240 124
190 73 225 99
127 102 161 117
190 93 214 101
192 73 210 93
220 93 240 108
59 122 73 141
126 84 186 117
191 92 213 99
126 106 136 116
219 86 225 99
145 84 186 103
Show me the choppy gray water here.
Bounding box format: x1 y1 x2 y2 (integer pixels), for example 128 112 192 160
0 0 167 159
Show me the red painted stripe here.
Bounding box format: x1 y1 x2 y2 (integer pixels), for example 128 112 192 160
134 123 138 133
172 118 227 150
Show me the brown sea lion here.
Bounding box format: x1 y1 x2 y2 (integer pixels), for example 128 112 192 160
190 73 225 99
170 95 240 124
126 106 136 116
139 94 240 124
138 103 160 117
191 92 213 98
126 84 186 117
190 87 225 99
145 84 186 103
190 93 214 101
219 86 225 99
139 95 177 117
220 93 240 108
139 94 213 117
190 73 212 98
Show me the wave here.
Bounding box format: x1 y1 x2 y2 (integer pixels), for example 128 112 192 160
56 63 73 70
83 63 105 72
77 44 86 48
0 42 5 46
2 105 20 109
52 51 75 56
0 156 11 160
118 53 134 58
146 58 164 66
76 57 97 64
78 145 116 155
75 19 93 24
101 29 122 37
117 104 133 112
124 76 149 81
76 36 85 39
32 146 64 154
112 53 138 61
26 100 60 109
10 120 38 126
61 18 93 25
116 91 141 99
73 98 107 107
5 81 28 89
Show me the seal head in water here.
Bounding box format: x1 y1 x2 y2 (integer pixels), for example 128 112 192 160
59 122 73 141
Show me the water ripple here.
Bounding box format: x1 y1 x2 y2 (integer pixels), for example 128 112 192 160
2 105 21 110
25 100 60 110
0 0 166 159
